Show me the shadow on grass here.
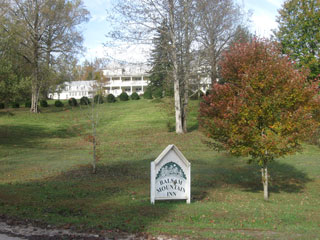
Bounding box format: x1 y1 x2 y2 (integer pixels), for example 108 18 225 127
0 154 312 234
187 122 199 132
0 159 177 234
0 124 77 147
191 156 312 200
0 111 15 117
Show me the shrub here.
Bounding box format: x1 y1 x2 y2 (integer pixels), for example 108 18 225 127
94 94 104 104
55 100 64 107
11 102 19 108
131 92 140 100
119 92 129 101
106 94 116 103
25 101 31 108
153 88 163 99
143 89 153 99
68 98 78 107
80 96 90 105
0 103 5 109
40 99 48 107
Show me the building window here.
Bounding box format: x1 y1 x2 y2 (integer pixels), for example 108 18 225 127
135 87 142 91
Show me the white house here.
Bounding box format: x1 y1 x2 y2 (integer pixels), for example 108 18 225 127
48 66 150 100
48 80 97 100
48 64 212 100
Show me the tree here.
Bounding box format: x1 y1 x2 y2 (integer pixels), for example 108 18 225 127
108 0 248 133
108 0 197 134
148 20 173 97
75 58 108 81
3 0 89 113
199 39 320 200
196 0 248 85
0 7 31 104
274 0 320 79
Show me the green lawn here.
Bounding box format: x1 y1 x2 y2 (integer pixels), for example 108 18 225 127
0 99 319 239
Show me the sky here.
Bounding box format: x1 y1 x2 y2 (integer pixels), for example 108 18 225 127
79 0 285 63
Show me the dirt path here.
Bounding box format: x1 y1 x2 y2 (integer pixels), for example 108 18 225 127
0 219 177 240
0 220 112 239
0 233 27 240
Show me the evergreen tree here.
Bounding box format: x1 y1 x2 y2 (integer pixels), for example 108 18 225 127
275 0 320 79
148 20 173 97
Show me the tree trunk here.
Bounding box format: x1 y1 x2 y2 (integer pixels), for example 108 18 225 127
30 66 40 113
30 5 40 114
169 0 184 134
181 0 191 133
182 84 188 133
261 166 268 200
92 106 97 174
210 59 218 86
174 70 183 134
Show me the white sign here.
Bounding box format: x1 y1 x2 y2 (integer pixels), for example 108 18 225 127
151 145 191 204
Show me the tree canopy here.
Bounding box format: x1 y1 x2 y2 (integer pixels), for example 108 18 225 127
148 20 173 97
0 0 89 112
199 39 320 200
274 0 320 79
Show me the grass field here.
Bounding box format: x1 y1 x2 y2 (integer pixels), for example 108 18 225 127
0 99 319 239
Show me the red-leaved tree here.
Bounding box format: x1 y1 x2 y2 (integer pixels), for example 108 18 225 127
199 39 320 200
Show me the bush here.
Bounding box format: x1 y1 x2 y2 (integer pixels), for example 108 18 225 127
40 99 48 107
153 88 163 99
106 94 116 103
119 92 129 101
131 92 140 100
0 103 5 109
11 102 19 108
143 89 153 99
94 94 104 104
68 98 78 107
80 96 90 105
55 100 64 107
25 101 31 108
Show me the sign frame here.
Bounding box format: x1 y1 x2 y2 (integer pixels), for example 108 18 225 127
151 144 191 204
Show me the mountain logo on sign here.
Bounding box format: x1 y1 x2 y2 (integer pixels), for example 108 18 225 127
156 161 186 180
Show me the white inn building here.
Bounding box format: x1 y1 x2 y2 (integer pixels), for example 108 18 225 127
103 67 149 97
49 66 150 100
48 64 211 100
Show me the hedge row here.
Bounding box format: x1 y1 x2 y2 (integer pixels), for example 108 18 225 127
0 92 151 109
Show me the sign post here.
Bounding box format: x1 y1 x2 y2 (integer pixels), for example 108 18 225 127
151 145 191 204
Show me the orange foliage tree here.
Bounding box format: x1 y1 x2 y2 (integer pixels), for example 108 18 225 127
199 39 320 200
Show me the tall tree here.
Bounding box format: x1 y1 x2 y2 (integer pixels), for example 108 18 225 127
108 0 197 133
196 0 247 85
274 0 320 79
0 4 31 104
199 39 320 200
148 19 173 97
3 0 89 113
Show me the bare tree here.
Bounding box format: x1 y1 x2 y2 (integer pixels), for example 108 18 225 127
196 0 248 85
108 0 248 133
108 0 197 133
